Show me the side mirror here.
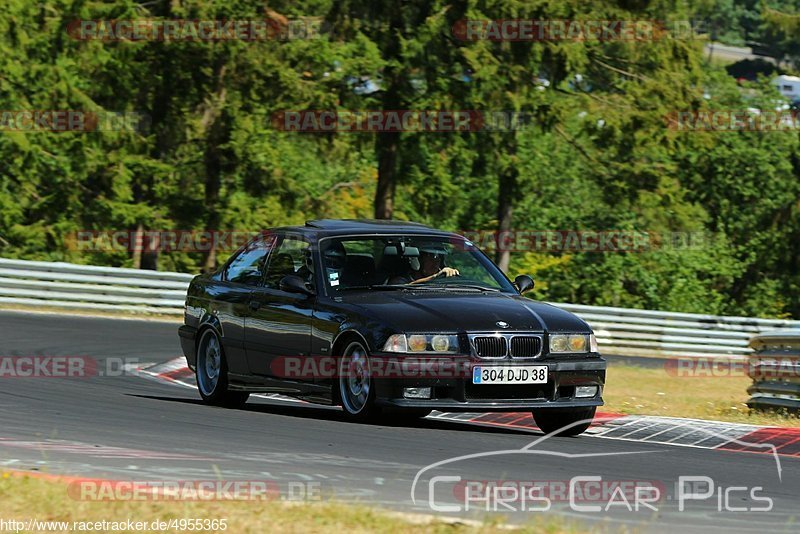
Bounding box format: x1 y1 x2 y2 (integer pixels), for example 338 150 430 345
279 275 315 297
514 274 535 295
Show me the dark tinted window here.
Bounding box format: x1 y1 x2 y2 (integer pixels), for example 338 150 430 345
264 237 311 288
225 236 274 285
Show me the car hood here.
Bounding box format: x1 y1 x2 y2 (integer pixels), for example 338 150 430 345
342 291 590 333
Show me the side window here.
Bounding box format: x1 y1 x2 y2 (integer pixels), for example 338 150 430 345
264 237 311 288
225 236 273 286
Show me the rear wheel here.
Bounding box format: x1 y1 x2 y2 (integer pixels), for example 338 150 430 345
531 406 596 436
338 341 382 422
196 329 249 408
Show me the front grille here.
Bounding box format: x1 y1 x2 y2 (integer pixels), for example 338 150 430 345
510 336 542 358
473 336 507 358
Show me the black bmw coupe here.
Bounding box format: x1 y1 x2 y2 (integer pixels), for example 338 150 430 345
179 219 606 436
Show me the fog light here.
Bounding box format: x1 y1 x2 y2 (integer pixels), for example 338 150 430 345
403 387 432 399
575 385 598 398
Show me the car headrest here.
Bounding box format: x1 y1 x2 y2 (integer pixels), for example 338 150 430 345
382 244 419 257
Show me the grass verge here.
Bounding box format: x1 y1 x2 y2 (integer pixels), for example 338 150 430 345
0 472 591 534
603 363 800 427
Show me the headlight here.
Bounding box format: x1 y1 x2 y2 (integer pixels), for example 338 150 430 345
382 334 459 353
431 335 451 352
550 335 568 352
568 334 586 352
549 333 591 353
408 335 427 352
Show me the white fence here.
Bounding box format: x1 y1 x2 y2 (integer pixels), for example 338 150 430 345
1 257 799 359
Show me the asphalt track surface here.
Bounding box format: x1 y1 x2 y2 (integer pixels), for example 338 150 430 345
0 310 797 532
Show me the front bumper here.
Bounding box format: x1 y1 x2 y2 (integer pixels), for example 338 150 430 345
370 353 606 412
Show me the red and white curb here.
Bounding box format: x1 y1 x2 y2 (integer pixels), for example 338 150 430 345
135 358 800 459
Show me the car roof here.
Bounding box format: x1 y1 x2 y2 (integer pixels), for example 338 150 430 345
271 219 459 239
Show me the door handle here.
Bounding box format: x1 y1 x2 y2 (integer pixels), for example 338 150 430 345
249 300 261 310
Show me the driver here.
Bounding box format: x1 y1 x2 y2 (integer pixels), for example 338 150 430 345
389 244 459 285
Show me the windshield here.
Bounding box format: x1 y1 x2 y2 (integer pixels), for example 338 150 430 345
319 235 516 294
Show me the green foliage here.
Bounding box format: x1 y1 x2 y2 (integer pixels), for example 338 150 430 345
0 0 798 318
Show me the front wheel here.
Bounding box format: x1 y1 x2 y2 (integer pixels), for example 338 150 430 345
338 341 382 422
531 406 596 437
196 329 249 408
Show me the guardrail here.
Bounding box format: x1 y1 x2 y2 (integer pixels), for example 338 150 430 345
554 303 800 361
747 330 800 411
0 258 192 315
747 329 800 410
1 257 798 358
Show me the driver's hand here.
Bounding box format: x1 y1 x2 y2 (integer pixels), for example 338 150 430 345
438 267 460 278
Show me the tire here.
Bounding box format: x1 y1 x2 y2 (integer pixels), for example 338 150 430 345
195 329 249 408
531 406 596 437
338 341 382 422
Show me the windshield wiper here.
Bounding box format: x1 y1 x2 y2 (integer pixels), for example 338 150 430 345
339 284 444 291
437 284 501 292
339 283 499 292
339 284 415 291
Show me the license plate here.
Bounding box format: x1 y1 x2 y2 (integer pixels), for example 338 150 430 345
472 365 548 385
